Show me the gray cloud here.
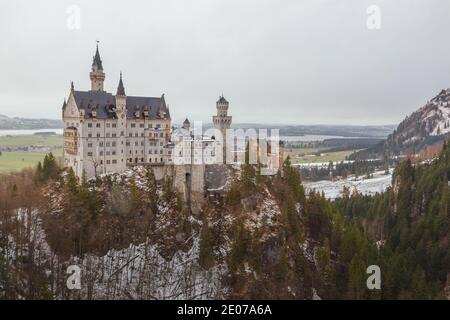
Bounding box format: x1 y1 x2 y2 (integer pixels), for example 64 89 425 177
1 0 449 125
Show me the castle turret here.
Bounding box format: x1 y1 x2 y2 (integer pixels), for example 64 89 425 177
90 42 105 91
115 72 127 173
213 95 232 162
182 118 191 131
115 72 126 112
213 96 232 135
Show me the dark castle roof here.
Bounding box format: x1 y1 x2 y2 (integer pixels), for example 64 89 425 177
217 95 228 104
116 72 126 96
92 44 103 70
72 90 170 120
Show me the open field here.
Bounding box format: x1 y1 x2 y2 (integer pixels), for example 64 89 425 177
0 151 62 172
0 134 63 147
285 147 355 164
0 134 63 172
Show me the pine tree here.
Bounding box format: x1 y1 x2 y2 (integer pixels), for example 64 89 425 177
65 167 78 194
199 215 215 270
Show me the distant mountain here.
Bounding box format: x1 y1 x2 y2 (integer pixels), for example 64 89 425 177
0 114 63 130
351 88 450 160
199 123 396 138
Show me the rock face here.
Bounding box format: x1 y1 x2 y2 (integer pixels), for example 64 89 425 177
352 89 450 159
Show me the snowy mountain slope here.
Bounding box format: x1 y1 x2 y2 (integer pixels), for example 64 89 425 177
351 88 450 159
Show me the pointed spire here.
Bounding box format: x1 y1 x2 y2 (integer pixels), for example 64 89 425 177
92 41 103 70
71 81 74 91
62 98 67 110
116 71 126 96
217 95 228 104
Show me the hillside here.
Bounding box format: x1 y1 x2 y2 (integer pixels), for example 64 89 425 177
0 114 63 130
0 153 448 299
351 89 450 160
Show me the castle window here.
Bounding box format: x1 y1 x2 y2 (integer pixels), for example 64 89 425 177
112 133 117 138
106 142 110 147
112 151 116 155
106 133 110 138
141 141 144 146
129 133 132 137
106 123 110 128
96 133 100 138
88 143 93 148
106 151 110 156
112 160 117 164
149 150 152 154
148 124 152 128
100 151 103 156
140 123 144 128
100 160 103 164
99 142 103 147
141 158 144 162
131 123 136 128
149 158 152 162
141 133 144 137
107 160 110 164
160 158 163 162
88 123 92 128
112 142 116 147
135 133 138 137
112 123 117 128
88 133 92 138
87 152 93 156
96 123 101 128
126 141 130 146
160 133 163 137
160 150 163 154
135 142 138 146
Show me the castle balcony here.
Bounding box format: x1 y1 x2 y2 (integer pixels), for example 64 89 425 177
63 127 78 155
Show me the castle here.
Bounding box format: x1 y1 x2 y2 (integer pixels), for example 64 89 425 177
62 44 232 208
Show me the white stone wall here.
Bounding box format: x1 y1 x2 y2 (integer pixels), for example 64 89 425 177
63 98 172 179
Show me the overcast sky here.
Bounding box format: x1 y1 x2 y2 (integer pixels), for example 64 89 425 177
1 0 450 125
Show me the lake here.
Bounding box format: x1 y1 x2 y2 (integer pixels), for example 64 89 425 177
0 129 63 136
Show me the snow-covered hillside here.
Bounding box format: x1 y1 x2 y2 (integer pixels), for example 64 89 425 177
352 88 450 159
304 169 392 199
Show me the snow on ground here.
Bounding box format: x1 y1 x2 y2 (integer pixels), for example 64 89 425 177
431 102 450 136
304 169 393 199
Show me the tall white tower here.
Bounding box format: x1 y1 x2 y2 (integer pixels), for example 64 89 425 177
90 42 105 91
213 96 232 137
213 96 232 162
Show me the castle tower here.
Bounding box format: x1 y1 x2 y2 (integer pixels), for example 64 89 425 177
182 118 191 132
213 96 232 162
90 43 105 91
115 72 126 112
115 72 127 173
